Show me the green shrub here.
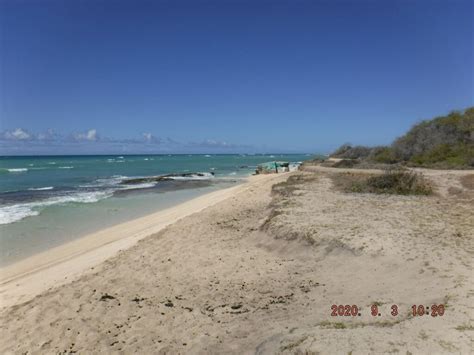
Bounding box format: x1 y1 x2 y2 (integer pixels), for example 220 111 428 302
392 107 474 167
369 147 399 164
410 143 474 168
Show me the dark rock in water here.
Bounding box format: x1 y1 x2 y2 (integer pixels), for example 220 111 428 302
121 172 214 185
239 165 249 168
120 175 171 185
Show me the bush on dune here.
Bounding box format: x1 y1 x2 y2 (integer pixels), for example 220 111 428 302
409 143 474 168
331 145 373 159
368 146 399 164
331 143 352 157
329 107 474 169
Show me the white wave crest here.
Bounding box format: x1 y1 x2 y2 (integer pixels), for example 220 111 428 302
80 175 129 188
5 168 28 173
0 190 113 225
168 172 215 181
28 186 54 191
119 182 157 190
0 205 40 225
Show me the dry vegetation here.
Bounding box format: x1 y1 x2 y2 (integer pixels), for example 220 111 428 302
330 170 433 195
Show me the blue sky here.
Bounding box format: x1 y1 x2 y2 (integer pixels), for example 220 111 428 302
1 0 472 155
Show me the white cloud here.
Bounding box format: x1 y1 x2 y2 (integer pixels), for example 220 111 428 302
192 139 232 148
142 132 161 143
73 129 98 141
37 128 58 141
3 128 31 140
86 129 97 141
0 128 254 154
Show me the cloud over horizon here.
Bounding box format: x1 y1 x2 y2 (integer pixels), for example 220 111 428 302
3 128 32 141
73 129 98 142
0 128 255 155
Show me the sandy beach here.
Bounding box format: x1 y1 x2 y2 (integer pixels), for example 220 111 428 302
0 167 473 354
0 174 279 308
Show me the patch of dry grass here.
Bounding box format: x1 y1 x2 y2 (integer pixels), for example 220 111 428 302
331 170 433 195
329 172 371 192
271 174 318 197
455 324 474 331
332 159 359 168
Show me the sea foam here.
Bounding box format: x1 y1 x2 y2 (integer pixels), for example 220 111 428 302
0 205 40 225
167 172 215 181
28 186 54 191
5 168 28 173
0 190 113 225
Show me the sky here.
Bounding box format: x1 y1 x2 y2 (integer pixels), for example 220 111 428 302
0 0 472 155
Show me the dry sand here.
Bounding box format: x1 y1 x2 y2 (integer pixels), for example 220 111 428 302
0 175 279 308
0 168 473 354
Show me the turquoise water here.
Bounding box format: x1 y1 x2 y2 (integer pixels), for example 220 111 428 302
0 154 315 265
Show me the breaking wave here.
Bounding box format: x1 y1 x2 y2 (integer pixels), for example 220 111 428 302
165 172 215 181
1 171 216 225
28 186 54 191
3 168 28 173
0 190 113 225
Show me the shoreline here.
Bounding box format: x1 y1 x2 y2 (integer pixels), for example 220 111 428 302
0 179 238 267
0 173 283 309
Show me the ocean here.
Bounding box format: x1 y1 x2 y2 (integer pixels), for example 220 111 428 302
0 154 314 265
